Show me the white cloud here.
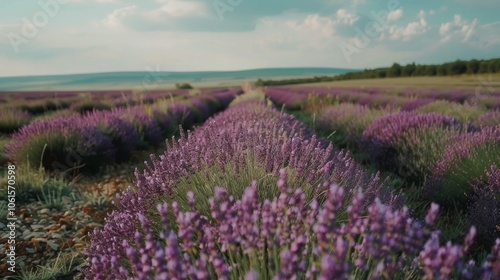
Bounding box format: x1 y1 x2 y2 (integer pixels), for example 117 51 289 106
439 14 478 43
103 5 138 28
101 0 209 30
154 0 207 18
387 9 403 21
387 11 428 41
258 14 336 51
336 9 359 25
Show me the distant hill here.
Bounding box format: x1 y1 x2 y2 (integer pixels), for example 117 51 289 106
0 68 358 91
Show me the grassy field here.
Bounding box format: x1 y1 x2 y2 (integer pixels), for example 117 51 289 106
291 74 500 89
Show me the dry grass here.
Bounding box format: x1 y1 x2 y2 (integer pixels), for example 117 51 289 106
291 74 500 89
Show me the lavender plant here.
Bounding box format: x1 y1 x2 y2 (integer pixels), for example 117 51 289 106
83 110 140 162
85 170 500 279
361 112 469 183
425 126 500 207
6 116 115 172
416 100 486 123
0 109 32 134
473 110 500 128
117 107 164 148
85 101 405 279
317 103 395 152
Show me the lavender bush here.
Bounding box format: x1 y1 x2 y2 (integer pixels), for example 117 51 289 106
6 116 115 172
264 87 308 110
425 126 500 207
0 109 32 134
83 110 140 162
473 110 500 128
400 98 436 111
117 107 164 148
317 103 395 152
416 100 486 123
361 112 469 182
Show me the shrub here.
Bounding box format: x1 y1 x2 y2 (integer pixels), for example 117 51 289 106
425 127 500 207
473 110 500 128
83 110 140 162
0 109 32 134
317 103 394 152
70 100 113 114
176 83 193 89
400 98 435 111
416 100 486 123
117 107 163 148
33 109 77 121
264 88 307 110
361 112 469 183
6 117 115 172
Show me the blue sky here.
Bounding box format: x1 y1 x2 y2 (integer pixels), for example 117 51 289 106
0 0 499 76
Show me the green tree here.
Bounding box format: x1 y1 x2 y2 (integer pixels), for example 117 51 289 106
388 63 402 77
448 60 467 75
466 59 480 74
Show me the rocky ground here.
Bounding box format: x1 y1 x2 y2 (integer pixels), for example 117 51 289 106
0 166 136 279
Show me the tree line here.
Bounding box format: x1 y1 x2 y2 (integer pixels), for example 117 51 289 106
255 58 500 86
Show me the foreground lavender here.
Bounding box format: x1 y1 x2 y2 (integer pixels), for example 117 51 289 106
86 170 500 279
85 102 500 279
85 101 398 277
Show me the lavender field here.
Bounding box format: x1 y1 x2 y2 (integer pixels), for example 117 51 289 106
2 0 500 278
0 80 499 279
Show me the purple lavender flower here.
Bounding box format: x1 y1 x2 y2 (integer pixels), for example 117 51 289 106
425 126 500 207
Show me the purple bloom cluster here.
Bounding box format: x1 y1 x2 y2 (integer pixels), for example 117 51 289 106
6 116 115 171
400 98 436 111
85 101 405 278
263 87 308 110
85 169 500 279
83 110 141 162
425 126 500 206
116 107 164 148
361 111 468 178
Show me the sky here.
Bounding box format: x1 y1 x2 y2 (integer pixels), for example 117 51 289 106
0 0 499 77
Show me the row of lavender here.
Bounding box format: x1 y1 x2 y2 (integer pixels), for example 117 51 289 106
314 101 499 246
264 86 500 112
0 87 234 102
84 101 499 279
5 90 239 172
0 88 243 135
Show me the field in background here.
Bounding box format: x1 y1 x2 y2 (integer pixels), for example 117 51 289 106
292 74 500 89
